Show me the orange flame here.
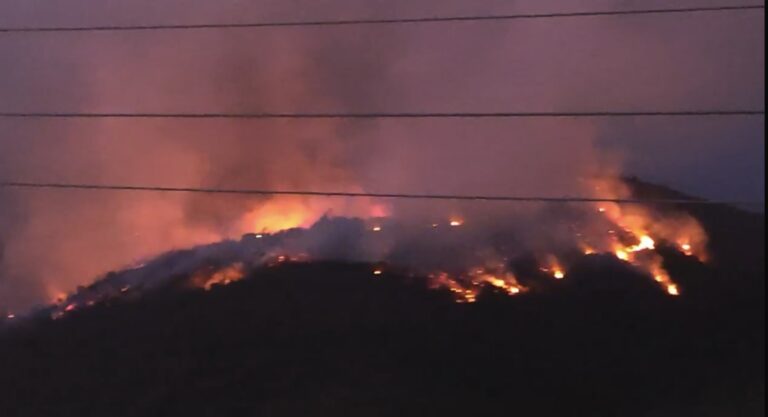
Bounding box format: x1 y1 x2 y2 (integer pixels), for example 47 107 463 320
540 255 566 280
189 263 246 291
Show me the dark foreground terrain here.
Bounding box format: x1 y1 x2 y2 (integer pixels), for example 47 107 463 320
0 260 764 417
0 191 764 417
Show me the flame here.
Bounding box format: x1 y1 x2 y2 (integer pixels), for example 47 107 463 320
541 256 566 280
666 284 680 296
628 235 656 252
189 263 246 291
581 244 596 255
34 178 708 318
244 198 317 233
475 271 524 295
581 178 711 295
429 272 478 303
242 195 391 235
591 178 708 262
429 266 525 303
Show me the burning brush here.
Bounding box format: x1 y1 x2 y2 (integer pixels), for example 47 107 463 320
26 178 709 320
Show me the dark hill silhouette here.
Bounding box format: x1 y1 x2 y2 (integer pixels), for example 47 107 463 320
0 180 763 417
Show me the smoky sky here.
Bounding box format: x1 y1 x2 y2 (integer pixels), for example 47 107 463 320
0 0 764 311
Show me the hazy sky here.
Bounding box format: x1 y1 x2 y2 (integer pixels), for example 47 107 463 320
0 0 763 199
0 0 764 310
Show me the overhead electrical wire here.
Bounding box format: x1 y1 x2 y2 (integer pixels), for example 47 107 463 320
0 110 763 119
0 4 763 33
0 181 763 207
0 4 763 207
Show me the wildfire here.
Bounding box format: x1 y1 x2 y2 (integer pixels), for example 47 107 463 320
189 263 246 291
541 256 566 280
31 178 710 321
666 284 680 296
610 235 655 263
245 199 314 233
582 178 711 295
581 244 596 255
429 266 524 303
628 235 656 252
429 272 479 303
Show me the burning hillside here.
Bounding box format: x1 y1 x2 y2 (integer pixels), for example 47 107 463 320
0 187 763 416
0 178 764 417
2 177 728 323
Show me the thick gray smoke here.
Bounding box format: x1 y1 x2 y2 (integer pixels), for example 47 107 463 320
1 0 763 311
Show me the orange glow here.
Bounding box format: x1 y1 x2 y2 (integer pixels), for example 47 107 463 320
245 198 315 233
449 219 463 227
369 204 390 218
373 269 383 275
588 178 705 294
372 226 382 232
628 235 655 252
678 242 697 257
190 263 246 290
541 256 566 280
427 270 506 303
469 267 525 296
666 284 680 296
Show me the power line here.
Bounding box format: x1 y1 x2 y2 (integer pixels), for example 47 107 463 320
0 110 763 120
0 5 763 33
1 181 763 207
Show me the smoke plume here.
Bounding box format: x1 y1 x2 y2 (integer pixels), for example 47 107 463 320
1 0 762 311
